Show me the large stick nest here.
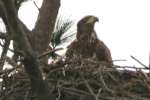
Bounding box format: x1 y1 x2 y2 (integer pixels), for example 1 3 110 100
0 58 150 100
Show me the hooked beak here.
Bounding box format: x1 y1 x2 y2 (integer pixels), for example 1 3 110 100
86 16 99 24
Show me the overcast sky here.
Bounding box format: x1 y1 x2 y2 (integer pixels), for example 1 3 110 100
17 0 150 67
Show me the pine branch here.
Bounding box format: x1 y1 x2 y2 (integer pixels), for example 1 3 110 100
51 15 75 48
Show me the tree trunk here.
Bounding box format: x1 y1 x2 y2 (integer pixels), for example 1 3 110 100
0 0 60 100
31 0 60 56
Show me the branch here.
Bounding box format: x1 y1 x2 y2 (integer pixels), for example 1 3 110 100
0 0 10 31
0 32 8 39
81 75 96 98
1 0 54 100
33 0 60 34
114 65 150 70
31 0 60 54
113 59 127 62
130 55 149 69
0 39 10 70
32 0 40 11
62 87 91 96
99 67 115 94
38 48 63 59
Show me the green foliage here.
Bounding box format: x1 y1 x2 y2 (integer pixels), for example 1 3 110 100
49 16 75 59
51 16 75 49
48 51 58 59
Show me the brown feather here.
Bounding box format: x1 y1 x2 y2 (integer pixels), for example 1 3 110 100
66 15 113 66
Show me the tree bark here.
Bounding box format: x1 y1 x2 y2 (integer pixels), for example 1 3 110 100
31 0 60 55
0 0 60 99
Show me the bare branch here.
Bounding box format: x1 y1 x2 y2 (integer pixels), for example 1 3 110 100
32 0 40 11
113 59 127 62
0 41 18 54
62 87 91 96
99 67 115 94
0 32 8 39
96 88 102 100
38 48 63 59
82 75 96 98
130 55 149 69
0 39 10 70
5 56 18 68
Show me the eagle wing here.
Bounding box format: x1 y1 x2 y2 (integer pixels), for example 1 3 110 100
65 40 78 59
95 39 113 65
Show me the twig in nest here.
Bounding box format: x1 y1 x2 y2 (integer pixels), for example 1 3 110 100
62 67 66 76
80 73 96 98
138 70 150 81
96 88 102 100
24 90 29 100
99 66 115 94
131 55 148 69
115 65 150 70
0 67 15 76
56 81 62 100
62 87 91 96
138 70 150 91
123 91 150 100
56 87 61 100
107 72 118 84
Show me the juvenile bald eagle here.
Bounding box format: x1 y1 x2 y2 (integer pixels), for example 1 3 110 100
66 15 113 65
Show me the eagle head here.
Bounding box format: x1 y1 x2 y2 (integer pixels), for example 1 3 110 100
77 15 99 41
